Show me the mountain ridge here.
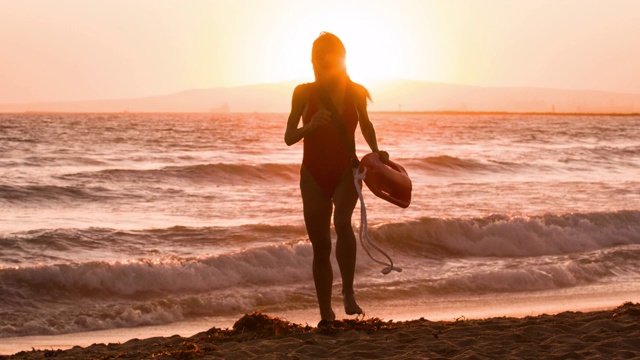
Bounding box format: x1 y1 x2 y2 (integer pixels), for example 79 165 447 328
2 79 639 113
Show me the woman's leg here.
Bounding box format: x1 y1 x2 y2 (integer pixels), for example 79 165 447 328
300 166 335 321
332 167 363 315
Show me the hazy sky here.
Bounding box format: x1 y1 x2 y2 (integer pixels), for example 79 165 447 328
1 0 639 103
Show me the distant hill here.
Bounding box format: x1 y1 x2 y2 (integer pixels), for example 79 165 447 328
368 80 640 113
2 79 640 113
0 82 298 113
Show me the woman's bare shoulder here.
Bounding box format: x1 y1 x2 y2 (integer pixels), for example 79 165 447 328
349 81 371 106
293 82 314 99
290 83 313 114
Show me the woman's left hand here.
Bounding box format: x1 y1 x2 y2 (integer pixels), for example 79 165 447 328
377 150 390 163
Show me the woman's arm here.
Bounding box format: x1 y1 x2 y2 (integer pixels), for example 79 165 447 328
284 84 331 146
356 92 389 162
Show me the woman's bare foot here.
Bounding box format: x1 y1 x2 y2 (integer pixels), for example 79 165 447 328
320 307 336 322
343 292 363 315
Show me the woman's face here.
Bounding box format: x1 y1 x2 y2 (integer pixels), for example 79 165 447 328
313 51 346 80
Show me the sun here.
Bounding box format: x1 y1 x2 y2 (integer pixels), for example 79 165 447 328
268 2 414 86
343 29 407 84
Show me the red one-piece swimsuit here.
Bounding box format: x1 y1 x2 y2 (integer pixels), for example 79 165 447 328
302 83 359 198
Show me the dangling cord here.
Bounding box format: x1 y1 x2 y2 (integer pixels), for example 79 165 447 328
353 167 402 275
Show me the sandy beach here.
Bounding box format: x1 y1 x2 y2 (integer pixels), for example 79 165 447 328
1 302 638 359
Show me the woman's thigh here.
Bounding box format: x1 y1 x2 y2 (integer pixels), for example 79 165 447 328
332 168 358 228
300 165 333 243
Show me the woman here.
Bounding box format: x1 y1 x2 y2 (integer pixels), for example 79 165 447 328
284 32 389 324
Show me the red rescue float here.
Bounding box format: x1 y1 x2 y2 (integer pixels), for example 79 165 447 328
358 152 412 208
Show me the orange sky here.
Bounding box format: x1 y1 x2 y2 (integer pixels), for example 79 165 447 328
1 0 639 103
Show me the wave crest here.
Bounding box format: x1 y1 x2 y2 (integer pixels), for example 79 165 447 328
370 210 640 258
64 163 299 185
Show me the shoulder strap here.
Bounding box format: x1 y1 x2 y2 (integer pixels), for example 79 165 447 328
315 83 360 168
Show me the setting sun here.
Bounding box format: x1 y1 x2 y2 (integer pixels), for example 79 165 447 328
264 2 420 84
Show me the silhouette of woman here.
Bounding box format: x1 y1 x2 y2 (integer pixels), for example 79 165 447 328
284 32 389 324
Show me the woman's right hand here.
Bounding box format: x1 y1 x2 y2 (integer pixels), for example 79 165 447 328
308 109 332 131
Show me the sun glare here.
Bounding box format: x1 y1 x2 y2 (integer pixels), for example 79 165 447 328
344 30 407 83
269 2 417 86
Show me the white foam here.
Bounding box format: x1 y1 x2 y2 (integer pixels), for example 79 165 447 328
371 211 640 257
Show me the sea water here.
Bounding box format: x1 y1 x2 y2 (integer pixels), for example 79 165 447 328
1 112 639 350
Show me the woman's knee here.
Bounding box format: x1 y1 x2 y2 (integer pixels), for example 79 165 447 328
333 199 356 236
332 196 357 236
334 217 354 238
311 240 332 262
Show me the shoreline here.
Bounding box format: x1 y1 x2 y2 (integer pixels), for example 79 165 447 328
1 285 638 356
2 302 638 359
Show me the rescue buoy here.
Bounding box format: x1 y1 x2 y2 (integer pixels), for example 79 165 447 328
359 152 412 208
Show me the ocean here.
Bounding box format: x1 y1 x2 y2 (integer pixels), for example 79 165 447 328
1 112 639 350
